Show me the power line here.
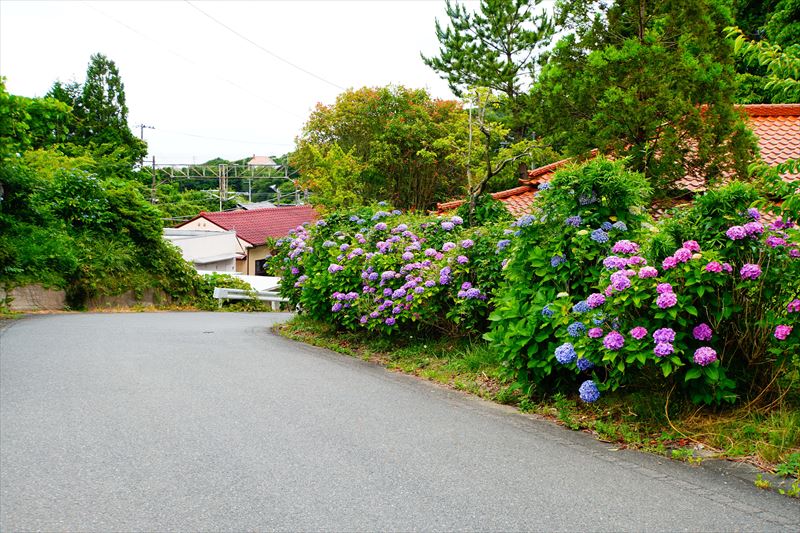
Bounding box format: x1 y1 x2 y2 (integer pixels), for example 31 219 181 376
81 1 305 120
149 127 295 147
184 0 345 91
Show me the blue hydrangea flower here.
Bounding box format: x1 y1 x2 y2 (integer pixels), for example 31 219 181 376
349 215 360 222
578 192 597 205
579 380 600 403
555 343 577 364
565 215 582 227
551 255 565 267
572 300 590 313
496 239 511 251
612 221 628 232
591 229 609 243
515 214 535 227
601 221 613 231
392 210 402 215
576 358 594 372
537 182 550 190
567 322 586 337
541 304 554 318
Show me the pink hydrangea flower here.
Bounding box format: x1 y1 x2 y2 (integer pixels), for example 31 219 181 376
656 283 673 294
705 261 723 273
788 299 800 313
766 236 787 247
673 248 692 263
662 256 678 270
627 256 647 266
743 222 763 236
611 240 640 254
638 266 659 278
683 240 701 252
603 331 625 351
587 293 606 308
774 325 793 340
630 326 648 340
693 347 718 366
740 263 762 280
657 292 678 309
722 262 733 273
726 226 746 240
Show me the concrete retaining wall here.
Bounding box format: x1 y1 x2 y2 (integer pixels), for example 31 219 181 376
1 285 172 312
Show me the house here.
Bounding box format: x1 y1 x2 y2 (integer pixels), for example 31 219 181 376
176 205 319 275
163 228 243 272
437 104 800 217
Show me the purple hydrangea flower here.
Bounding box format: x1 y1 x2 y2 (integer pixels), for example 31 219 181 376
442 242 456 252
588 327 603 338
441 221 455 231
657 283 673 294
402 251 414 261
465 288 483 299
551 255 565 267
627 256 647 266
555 343 577 364
381 270 396 280
726 226 747 240
450 215 464 225
766 236 787 247
740 263 762 280
328 264 344 274
610 271 632 292
638 266 659 279
457 255 469 264
497 239 511 251
705 261 723 273
424 280 436 288
331 302 343 312
788 299 800 313
461 239 474 249
587 293 606 308
323 240 336 248
743 222 763 236
722 262 733 273
576 357 594 371
630 326 648 340
385 317 396 326
775 325 793 340
565 215 582 227
693 323 713 341
653 328 676 343
747 207 760 220
654 342 674 357
603 331 625 351
693 347 717 366
579 380 601 403
657 292 678 309
611 240 640 254
374 222 388 231
603 256 627 269
567 322 586 337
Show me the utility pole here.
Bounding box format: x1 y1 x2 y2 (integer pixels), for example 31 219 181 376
150 157 157 204
134 124 154 169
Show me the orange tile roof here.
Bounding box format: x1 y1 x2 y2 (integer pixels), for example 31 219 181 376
438 104 799 217
177 205 318 246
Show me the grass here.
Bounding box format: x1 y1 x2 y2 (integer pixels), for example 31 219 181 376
277 315 800 478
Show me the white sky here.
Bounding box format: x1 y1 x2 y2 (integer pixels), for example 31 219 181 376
0 0 468 164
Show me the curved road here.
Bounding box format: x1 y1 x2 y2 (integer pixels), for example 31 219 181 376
1 313 797 531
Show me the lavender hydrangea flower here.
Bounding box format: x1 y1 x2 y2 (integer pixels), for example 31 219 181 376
460 239 474 248
587 293 606 308
638 266 659 279
603 331 624 350
656 292 678 309
442 242 456 252
457 255 469 264
516 214 536 227
323 240 336 248
740 263 762 280
588 327 603 338
612 221 628 232
450 215 464 225
654 343 674 357
653 328 676 343
775 325 793 340
726 226 747 240
565 215 582 227
555 343 577 364
722 263 733 273
579 380 601 403
401 251 414 261
551 255 565 267
630 326 648 340
537 182 550 190
591 229 609 243
374 222 388 231
567 322 586 337
627 256 647 266
441 221 455 231
424 280 436 288
465 288 483 299
497 239 511 251
693 347 717 366
576 357 595 371
693 323 713 341
328 264 344 274
604 256 627 269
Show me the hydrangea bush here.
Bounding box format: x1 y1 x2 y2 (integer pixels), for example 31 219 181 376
271 205 514 334
485 158 653 394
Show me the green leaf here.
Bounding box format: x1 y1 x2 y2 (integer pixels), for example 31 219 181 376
684 367 702 381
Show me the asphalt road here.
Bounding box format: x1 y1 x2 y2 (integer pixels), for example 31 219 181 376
1 312 797 531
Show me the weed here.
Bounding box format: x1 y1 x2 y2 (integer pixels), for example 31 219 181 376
754 474 771 489
553 393 580 430
774 452 800 478
778 478 799 498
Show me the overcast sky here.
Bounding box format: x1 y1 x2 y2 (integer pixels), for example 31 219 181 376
0 0 470 164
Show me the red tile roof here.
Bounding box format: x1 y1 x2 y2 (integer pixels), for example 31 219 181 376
177 205 318 246
438 104 799 216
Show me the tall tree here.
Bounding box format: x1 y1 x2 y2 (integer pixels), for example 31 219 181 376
294 86 469 211
421 0 553 143
533 0 758 195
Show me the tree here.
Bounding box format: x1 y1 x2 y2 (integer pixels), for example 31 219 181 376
294 86 470 211
422 0 553 181
533 0 758 195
